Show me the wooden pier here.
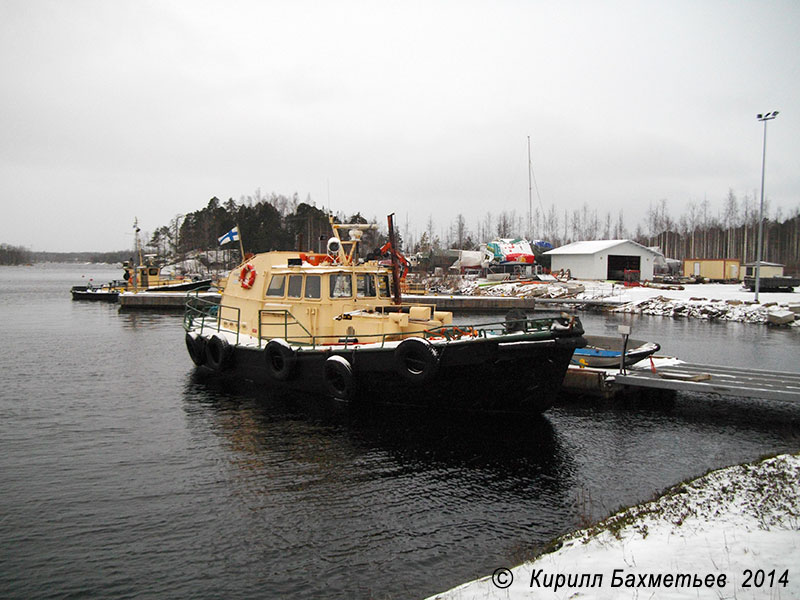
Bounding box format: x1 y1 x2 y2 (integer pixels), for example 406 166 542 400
563 362 800 403
404 294 621 312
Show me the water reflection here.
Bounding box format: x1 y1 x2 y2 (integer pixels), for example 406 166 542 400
117 309 182 329
182 371 575 490
180 373 579 599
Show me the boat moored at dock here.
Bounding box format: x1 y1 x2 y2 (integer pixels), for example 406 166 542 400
183 216 586 413
71 219 212 301
571 334 661 368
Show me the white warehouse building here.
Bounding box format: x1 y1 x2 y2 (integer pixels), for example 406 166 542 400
544 240 661 281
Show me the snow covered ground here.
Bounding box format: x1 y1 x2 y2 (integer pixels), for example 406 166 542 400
451 279 800 325
428 452 800 600
579 281 800 325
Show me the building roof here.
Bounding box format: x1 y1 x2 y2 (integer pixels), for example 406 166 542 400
742 261 784 267
544 239 660 256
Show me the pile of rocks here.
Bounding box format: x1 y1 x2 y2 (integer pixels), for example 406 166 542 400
465 281 585 299
614 296 798 325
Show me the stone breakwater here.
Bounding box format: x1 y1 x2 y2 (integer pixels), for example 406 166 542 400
612 295 798 325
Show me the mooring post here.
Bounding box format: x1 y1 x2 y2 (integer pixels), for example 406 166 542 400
618 324 631 375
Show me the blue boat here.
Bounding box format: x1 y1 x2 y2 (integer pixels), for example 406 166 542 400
572 335 660 368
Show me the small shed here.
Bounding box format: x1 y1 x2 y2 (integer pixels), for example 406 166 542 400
544 240 659 281
741 262 785 279
682 258 740 281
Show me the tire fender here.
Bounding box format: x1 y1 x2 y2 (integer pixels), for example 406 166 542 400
185 332 206 367
394 337 439 384
264 339 297 381
205 334 233 371
323 355 356 401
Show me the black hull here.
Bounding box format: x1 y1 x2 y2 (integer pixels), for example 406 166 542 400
144 279 213 292
188 334 584 414
71 279 211 301
70 287 120 302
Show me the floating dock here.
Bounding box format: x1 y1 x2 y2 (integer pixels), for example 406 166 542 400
118 291 221 310
563 361 800 403
614 363 800 402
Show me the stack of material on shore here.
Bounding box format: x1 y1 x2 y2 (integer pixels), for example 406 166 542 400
452 280 585 299
614 296 798 325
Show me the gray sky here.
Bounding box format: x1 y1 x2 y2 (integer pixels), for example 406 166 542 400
2 0 798 252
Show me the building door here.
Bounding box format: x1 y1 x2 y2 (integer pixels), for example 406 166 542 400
607 255 641 280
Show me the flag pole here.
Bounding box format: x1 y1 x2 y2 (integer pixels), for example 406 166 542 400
237 224 245 262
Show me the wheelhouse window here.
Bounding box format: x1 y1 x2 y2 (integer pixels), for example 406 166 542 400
329 273 352 298
305 275 321 299
287 274 303 298
356 274 376 297
266 274 286 297
377 274 392 298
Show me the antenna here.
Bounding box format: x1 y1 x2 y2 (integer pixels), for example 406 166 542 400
528 136 545 231
527 136 532 237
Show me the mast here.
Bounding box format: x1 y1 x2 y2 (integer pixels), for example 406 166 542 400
133 217 142 289
387 213 402 305
527 136 532 238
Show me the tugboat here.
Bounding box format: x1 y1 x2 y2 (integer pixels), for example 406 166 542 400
183 215 586 413
71 219 212 301
70 259 213 301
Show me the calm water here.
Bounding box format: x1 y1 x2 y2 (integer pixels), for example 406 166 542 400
2 264 799 599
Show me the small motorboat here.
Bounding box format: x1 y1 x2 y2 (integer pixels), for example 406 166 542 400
70 282 125 302
572 334 660 368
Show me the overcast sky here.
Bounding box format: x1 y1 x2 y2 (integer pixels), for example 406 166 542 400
1 0 798 252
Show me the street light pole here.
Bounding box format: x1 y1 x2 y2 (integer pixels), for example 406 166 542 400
754 111 778 303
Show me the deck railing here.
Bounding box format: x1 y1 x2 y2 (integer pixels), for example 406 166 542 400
185 293 577 350
184 293 241 346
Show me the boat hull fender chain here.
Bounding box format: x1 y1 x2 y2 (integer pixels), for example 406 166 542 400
205 334 233 371
264 339 297 381
239 264 256 289
323 355 356 400
185 332 206 366
394 337 439 384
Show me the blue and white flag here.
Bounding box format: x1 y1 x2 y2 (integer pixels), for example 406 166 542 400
218 226 240 246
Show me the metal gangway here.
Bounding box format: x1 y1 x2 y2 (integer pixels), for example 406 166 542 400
614 362 800 403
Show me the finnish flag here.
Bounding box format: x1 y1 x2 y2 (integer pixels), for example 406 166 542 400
218 226 240 245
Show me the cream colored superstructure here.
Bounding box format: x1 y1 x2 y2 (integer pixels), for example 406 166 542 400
218 251 451 346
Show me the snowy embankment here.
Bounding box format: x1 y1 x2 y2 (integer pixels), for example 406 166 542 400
428 452 800 599
449 278 799 325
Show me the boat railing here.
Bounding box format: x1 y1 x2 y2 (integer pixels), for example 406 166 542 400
423 315 565 341
184 293 241 345
257 308 314 348
187 293 579 349
257 308 398 349
255 308 568 349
